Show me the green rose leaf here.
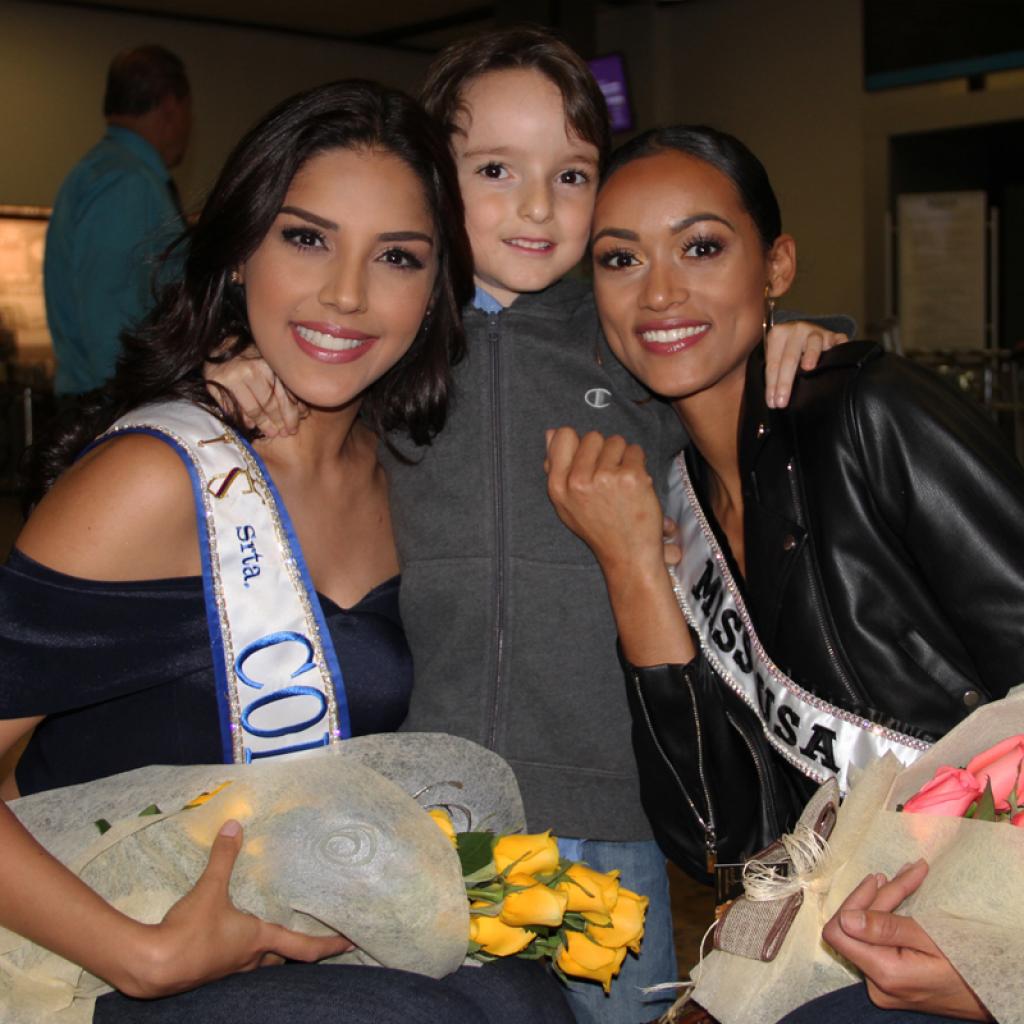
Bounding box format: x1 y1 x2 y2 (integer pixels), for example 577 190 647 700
94 818 111 835
138 804 162 817
467 901 504 918
971 780 998 822
458 831 498 883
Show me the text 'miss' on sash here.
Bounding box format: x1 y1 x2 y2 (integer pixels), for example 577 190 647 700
96 401 351 763
665 452 928 794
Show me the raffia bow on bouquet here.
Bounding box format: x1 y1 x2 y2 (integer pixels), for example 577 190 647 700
677 684 1024 1024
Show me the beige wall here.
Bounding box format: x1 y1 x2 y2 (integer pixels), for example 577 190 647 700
0 0 431 211
7 0 1024 338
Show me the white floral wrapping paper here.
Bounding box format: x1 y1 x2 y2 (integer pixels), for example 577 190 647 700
0 733 525 1023
690 685 1024 1024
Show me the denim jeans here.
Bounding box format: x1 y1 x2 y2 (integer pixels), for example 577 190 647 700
94 958 574 1024
557 837 678 1024
776 983 968 1023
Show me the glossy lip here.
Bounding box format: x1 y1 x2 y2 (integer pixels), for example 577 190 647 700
291 322 378 364
502 236 556 256
634 318 710 355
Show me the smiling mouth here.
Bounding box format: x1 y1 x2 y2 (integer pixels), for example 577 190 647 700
295 324 371 352
638 324 708 344
503 238 555 253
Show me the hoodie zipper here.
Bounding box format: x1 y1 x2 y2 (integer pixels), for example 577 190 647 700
487 311 506 747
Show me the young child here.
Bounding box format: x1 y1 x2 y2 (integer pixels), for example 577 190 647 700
212 29 849 1024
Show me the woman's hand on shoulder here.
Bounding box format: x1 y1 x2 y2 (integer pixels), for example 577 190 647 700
764 320 848 409
129 820 352 998
823 861 993 1021
205 342 304 438
15 433 199 581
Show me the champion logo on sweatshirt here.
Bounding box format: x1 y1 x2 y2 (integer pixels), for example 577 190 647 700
584 388 612 409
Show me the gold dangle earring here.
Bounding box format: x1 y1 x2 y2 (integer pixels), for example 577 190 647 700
762 285 776 347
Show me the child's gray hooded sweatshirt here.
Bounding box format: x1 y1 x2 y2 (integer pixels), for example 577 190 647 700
385 278 683 840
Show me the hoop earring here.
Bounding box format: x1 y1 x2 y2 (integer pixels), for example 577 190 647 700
762 286 776 347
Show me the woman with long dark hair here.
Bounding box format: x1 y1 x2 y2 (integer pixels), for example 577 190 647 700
545 125 1024 1021
0 80 571 1023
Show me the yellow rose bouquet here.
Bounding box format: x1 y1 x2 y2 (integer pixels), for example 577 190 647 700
429 812 649 994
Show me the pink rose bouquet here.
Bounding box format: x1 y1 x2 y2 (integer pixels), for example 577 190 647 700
901 733 1024 824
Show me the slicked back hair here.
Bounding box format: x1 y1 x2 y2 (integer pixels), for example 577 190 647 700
603 125 783 250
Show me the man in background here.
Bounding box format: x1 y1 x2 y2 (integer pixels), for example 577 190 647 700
44 45 191 397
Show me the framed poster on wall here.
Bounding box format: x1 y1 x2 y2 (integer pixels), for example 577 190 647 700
897 191 987 351
0 205 51 367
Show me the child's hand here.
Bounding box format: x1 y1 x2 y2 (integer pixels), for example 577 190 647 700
204 343 304 437
764 321 849 409
662 516 682 568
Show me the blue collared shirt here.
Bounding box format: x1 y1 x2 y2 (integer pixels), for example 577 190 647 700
44 125 185 394
472 285 506 314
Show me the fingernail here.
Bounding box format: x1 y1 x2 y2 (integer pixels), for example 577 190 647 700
219 819 241 837
895 860 914 876
841 910 866 931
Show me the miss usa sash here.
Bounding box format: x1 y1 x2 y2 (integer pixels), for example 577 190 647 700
99 401 351 763
666 453 928 794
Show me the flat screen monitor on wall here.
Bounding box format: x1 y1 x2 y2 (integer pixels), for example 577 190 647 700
865 0 1024 90
588 53 634 134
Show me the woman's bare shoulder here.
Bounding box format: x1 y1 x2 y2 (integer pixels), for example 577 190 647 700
16 433 201 580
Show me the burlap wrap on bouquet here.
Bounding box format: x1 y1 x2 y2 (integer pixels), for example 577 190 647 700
0 733 525 1024
688 686 1024 1024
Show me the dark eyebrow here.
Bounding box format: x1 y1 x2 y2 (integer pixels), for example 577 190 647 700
592 212 736 246
591 226 639 243
461 146 598 167
378 231 434 246
670 213 736 232
279 209 433 246
280 205 336 230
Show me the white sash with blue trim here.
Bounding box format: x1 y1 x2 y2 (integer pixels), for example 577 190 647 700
666 452 929 794
100 401 350 763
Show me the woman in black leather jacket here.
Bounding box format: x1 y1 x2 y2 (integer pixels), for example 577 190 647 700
545 125 1024 1023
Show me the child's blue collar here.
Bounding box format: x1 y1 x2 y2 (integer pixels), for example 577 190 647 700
472 286 505 314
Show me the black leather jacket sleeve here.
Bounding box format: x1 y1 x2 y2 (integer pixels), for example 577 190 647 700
850 356 1024 701
620 645 805 884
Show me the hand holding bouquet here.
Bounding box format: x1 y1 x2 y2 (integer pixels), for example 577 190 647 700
686 685 1024 1024
428 811 649 993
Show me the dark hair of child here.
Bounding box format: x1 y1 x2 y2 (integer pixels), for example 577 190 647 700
420 25 612 167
